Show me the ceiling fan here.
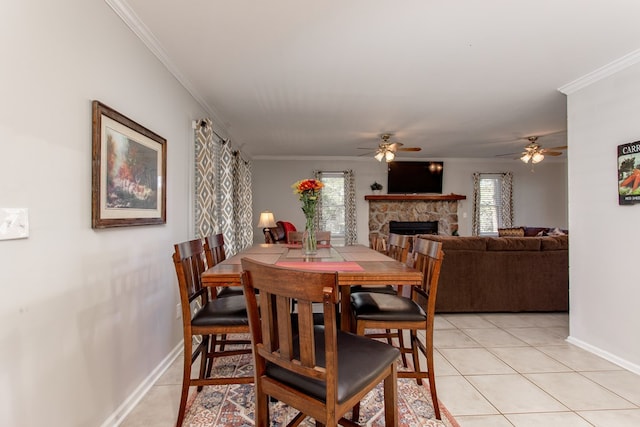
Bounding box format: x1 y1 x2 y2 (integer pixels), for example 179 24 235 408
519 136 567 164
498 136 567 165
360 133 422 162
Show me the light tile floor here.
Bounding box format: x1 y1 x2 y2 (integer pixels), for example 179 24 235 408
121 313 640 427
434 313 640 427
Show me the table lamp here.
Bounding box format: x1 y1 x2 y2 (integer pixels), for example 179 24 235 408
257 210 276 236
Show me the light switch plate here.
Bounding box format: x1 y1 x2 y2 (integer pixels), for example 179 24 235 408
0 208 29 240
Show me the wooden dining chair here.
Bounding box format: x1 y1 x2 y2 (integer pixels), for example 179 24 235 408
172 239 253 427
203 233 243 298
351 233 410 296
316 230 331 246
240 258 400 427
350 238 444 419
369 232 387 253
350 233 411 363
286 230 303 244
288 230 331 246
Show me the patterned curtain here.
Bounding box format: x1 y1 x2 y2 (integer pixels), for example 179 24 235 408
344 170 357 245
194 119 219 238
194 119 252 255
314 170 357 245
472 171 513 236
501 172 514 228
232 152 253 251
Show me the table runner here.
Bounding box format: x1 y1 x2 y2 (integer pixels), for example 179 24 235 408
275 261 364 271
340 251 394 262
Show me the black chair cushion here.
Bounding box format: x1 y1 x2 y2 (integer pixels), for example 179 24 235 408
217 286 244 298
351 292 426 322
266 326 400 404
191 295 248 327
350 285 397 295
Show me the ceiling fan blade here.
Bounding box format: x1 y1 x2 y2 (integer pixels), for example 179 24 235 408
543 145 567 151
397 147 422 152
544 151 564 156
495 151 523 157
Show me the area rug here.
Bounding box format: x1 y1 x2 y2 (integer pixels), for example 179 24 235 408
182 348 459 427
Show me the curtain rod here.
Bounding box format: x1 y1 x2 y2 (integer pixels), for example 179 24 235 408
195 119 228 143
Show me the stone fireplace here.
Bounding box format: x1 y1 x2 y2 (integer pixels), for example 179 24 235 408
365 194 466 237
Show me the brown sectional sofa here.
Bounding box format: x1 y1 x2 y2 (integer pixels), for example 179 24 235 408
416 234 569 313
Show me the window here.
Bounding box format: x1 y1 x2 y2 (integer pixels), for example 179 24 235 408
472 172 513 236
317 173 346 245
315 170 357 245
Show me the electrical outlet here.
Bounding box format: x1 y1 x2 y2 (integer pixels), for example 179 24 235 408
176 303 181 319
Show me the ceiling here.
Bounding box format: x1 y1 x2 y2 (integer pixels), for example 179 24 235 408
117 0 640 160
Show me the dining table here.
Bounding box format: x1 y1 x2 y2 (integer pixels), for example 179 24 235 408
201 243 423 331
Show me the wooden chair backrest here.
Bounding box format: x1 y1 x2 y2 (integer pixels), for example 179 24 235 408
411 238 444 327
172 239 209 325
387 233 410 263
287 230 330 246
240 258 340 395
287 230 303 244
316 231 331 246
369 232 387 253
203 233 226 268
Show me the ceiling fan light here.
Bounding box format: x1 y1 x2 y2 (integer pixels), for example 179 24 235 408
374 150 385 162
532 152 544 163
385 150 395 162
521 153 532 163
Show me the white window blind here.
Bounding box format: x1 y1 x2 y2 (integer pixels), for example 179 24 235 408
478 175 502 235
472 172 513 236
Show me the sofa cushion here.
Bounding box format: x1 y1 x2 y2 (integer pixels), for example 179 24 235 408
498 227 525 237
540 235 568 250
486 237 541 251
417 235 487 251
523 226 549 237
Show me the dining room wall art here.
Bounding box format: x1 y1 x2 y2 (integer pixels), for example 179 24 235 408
618 139 640 205
91 100 167 228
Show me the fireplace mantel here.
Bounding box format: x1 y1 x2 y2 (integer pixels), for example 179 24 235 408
365 194 466 201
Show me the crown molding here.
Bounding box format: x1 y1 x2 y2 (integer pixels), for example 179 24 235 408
558 48 640 95
104 0 229 136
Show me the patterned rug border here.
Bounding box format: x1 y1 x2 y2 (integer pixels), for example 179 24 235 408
182 348 460 427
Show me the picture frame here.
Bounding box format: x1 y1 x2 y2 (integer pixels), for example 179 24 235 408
92 101 167 228
617 140 640 205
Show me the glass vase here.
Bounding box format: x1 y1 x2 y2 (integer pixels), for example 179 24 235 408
302 219 317 256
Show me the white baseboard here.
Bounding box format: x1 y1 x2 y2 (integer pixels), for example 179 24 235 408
566 335 640 376
100 340 184 427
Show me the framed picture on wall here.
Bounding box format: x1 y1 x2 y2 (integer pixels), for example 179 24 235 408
91 100 167 228
618 140 640 205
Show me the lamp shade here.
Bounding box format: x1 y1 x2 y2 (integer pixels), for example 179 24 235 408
257 211 276 228
532 152 544 164
385 150 395 162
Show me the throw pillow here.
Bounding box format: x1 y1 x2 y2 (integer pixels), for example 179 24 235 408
498 227 525 237
547 227 566 236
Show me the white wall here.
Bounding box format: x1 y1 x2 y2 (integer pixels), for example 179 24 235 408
0 1 206 425
252 156 567 243
565 61 640 372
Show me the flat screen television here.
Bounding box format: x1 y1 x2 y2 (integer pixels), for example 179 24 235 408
387 161 444 194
